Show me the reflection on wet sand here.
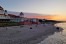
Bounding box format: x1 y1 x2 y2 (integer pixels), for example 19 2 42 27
38 23 66 44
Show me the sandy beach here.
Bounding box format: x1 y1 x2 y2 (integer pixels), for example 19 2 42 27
0 24 59 44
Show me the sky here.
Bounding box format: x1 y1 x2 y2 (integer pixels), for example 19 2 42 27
0 0 66 15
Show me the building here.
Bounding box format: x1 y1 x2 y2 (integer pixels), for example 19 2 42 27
8 12 24 22
0 6 42 25
19 18 40 25
0 6 24 22
0 6 10 22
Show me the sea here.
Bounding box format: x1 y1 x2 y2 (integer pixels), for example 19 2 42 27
38 23 66 44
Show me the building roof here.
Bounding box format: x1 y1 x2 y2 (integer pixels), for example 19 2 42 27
8 14 20 18
0 6 24 18
0 13 21 18
0 6 3 10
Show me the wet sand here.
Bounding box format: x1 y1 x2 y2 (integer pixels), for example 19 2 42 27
0 24 62 44
38 23 65 44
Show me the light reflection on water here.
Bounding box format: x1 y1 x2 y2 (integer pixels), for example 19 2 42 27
38 23 66 44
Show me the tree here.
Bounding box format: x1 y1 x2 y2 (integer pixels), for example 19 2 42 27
4 10 8 15
20 12 24 17
39 19 43 24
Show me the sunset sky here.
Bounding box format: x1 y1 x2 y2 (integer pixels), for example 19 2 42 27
0 0 66 21
26 15 66 21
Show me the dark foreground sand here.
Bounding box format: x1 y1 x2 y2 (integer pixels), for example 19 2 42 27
0 24 62 44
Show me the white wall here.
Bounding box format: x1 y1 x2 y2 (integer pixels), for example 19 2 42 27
0 10 4 14
0 10 11 19
0 15 10 19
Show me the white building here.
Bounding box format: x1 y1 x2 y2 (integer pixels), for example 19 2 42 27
0 6 24 22
0 6 10 19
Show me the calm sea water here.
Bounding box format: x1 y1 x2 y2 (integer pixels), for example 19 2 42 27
38 23 66 44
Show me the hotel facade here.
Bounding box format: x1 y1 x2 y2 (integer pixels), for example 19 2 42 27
0 6 24 22
0 6 42 25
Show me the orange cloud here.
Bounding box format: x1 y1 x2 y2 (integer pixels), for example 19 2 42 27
28 15 66 21
26 14 66 21
50 15 66 21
